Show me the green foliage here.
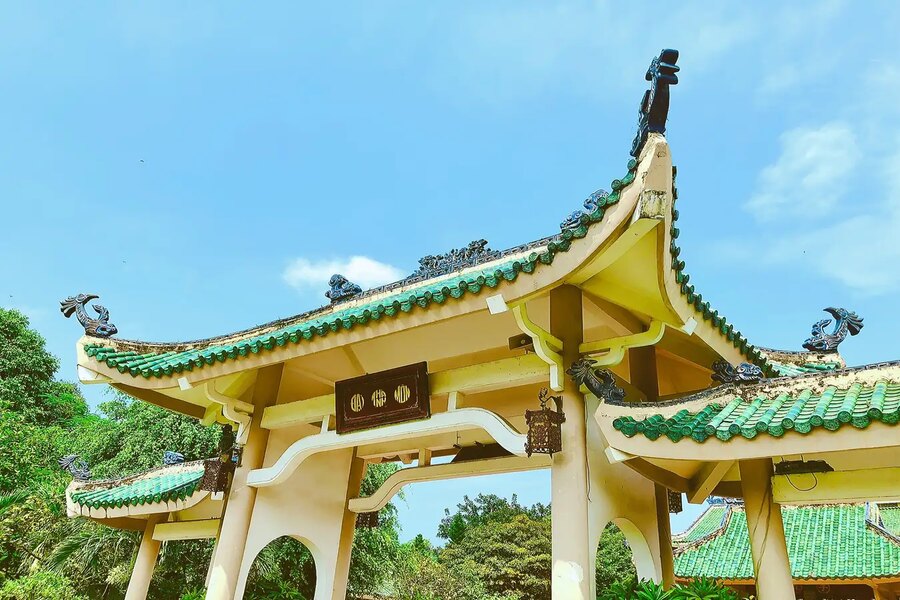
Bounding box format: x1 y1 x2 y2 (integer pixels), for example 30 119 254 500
0 570 88 600
0 309 86 426
596 524 637 595
598 578 743 600
437 493 550 543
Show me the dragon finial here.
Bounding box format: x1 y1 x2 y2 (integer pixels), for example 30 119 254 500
803 307 864 352
163 451 185 465
566 358 625 403
631 49 680 158
58 454 91 481
711 360 764 385
60 293 117 338
325 274 362 304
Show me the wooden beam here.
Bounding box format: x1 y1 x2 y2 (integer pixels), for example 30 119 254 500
113 384 206 419
687 461 734 504
263 355 548 430
772 467 900 504
152 519 220 541
622 457 690 493
260 394 334 429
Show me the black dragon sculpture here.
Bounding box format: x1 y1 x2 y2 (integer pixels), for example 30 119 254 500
325 274 363 304
59 294 117 338
803 307 864 353
631 49 680 158
711 360 764 385
58 454 91 481
567 358 625 403
561 189 610 231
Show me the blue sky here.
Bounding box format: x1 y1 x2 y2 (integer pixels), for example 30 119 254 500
3 1 900 542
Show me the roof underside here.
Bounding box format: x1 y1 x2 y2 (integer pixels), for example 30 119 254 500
674 503 900 580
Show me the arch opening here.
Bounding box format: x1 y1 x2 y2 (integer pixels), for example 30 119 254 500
244 535 316 600
595 519 656 596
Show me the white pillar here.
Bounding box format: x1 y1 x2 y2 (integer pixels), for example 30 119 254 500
329 453 366 600
549 285 591 599
206 365 282 600
739 459 794 600
125 513 166 600
654 485 675 588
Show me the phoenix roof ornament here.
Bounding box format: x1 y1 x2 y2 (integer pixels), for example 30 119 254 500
163 451 185 465
59 454 91 481
631 48 680 158
803 307 864 353
59 293 117 338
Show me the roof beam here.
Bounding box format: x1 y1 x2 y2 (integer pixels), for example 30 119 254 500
687 460 734 504
772 467 900 504
622 457 690 493
152 519 219 541
262 354 548 430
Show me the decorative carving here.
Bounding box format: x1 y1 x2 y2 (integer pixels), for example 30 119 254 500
325 274 362 304
58 454 91 481
711 360 764 385
163 451 185 465
525 388 566 457
803 307 864 352
411 240 501 279
631 49 680 158
335 363 430 434
667 490 683 514
561 189 610 231
59 294 117 338
567 358 625 403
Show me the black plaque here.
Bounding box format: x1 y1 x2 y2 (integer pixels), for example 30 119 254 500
335 362 430 434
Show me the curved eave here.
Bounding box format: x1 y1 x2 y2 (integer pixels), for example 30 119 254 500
75 140 663 391
595 361 900 461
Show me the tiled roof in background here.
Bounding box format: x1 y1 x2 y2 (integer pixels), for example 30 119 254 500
69 462 205 509
674 503 900 580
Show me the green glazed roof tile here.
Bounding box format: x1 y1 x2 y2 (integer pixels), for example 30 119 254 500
881 505 900 536
70 463 205 510
613 379 900 443
82 157 769 379
674 503 900 580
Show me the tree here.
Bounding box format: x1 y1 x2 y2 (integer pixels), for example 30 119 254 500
595 524 637 596
437 494 550 543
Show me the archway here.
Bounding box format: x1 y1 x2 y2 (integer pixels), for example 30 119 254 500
243 535 316 600
595 519 655 596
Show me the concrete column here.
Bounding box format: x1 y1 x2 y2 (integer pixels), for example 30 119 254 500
653 485 675 588
549 285 590 600
330 453 367 600
206 365 283 600
739 458 794 600
125 513 166 600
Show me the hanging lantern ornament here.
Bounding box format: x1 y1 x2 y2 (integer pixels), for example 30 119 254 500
356 511 380 529
525 388 566 457
667 490 683 514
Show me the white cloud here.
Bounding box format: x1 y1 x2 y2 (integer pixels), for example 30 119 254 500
745 122 860 220
757 147 900 295
282 256 405 293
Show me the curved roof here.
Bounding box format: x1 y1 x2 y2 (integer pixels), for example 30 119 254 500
67 461 206 512
674 502 900 581
607 361 900 443
76 145 770 383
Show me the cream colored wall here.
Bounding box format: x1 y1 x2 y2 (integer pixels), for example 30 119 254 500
235 446 356 600
586 393 663 592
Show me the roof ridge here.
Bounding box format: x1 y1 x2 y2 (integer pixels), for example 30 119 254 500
70 459 206 490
